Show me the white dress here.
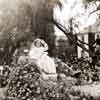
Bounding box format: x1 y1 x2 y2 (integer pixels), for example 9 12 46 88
39 55 57 81
29 46 44 60
28 46 57 80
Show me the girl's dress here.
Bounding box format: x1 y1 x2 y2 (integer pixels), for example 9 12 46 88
28 45 57 81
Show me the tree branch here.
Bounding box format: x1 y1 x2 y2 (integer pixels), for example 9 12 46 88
89 6 100 15
77 39 89 46
51 19 89 53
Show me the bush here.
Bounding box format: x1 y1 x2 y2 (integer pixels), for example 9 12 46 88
6 63 71 100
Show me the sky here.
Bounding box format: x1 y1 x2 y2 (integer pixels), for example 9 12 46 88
54 0 100 36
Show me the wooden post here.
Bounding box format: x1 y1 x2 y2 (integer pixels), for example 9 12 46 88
88 32 95 57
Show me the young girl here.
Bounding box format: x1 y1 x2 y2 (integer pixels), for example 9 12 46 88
28 38 57 81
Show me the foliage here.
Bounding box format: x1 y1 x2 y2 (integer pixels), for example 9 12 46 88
5 63 71 100
0 0 60 64
0 56 100 100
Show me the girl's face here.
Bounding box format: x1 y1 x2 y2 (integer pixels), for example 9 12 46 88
35 41 41 47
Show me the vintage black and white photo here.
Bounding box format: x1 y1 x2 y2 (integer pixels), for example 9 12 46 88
0 0 100 100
